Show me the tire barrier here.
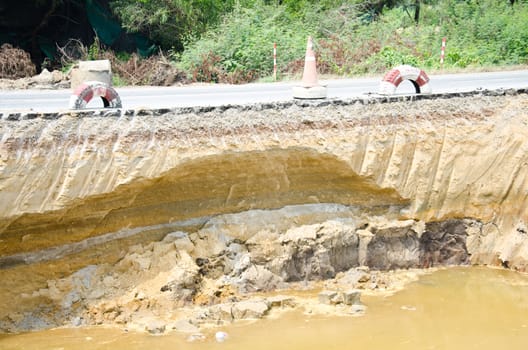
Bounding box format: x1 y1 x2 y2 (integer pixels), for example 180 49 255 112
379 65 432 95
69 81 122 109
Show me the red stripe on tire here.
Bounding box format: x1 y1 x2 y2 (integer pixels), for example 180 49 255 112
69 81 122 109
379 65 432 95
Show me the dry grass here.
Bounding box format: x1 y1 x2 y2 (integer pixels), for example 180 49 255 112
103 52 188 86
58 38 188 86
188 52 257 84
0 44 36 79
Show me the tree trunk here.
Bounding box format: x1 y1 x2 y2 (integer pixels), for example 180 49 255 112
414 0 421 23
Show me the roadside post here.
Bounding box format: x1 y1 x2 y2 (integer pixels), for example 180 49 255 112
440 37 446 69
273 42 277 81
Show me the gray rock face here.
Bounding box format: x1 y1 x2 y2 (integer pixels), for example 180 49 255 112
192 216 473 291
233 264 283 293
366 219 471 270
266 221 359 281
366 226 420 270
0 203 477 333
420 220 470 267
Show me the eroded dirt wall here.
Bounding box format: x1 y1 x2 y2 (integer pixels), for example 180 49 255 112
1 92 528 332
1 94 527 266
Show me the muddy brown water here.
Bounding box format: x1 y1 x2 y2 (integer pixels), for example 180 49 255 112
1 266 528 350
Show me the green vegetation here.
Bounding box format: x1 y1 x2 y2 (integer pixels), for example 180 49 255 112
175 4 317 83
107 0 528 84
109 0 242 51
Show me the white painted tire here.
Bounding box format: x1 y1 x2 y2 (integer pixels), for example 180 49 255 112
69 81 122 109
379 65 432 95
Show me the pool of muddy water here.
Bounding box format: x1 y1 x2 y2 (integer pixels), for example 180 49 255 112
1 266 528 350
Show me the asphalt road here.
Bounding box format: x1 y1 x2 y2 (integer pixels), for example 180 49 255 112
1 70 527 112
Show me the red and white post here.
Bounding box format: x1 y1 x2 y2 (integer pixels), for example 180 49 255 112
440 37 446 68
273 42 277 81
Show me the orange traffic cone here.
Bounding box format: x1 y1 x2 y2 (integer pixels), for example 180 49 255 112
301 36 319 87
292 36 327 99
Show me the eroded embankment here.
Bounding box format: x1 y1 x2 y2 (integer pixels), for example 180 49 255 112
1 91 528 333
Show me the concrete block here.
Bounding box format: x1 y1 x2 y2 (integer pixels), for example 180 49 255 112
71 60 112 90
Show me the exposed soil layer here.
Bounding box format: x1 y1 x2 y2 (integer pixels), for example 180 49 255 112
1 91 528 333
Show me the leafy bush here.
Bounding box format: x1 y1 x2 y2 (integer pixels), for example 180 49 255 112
177 3 318 83
367 47 419 71
110 0 242 50
346 0 528 72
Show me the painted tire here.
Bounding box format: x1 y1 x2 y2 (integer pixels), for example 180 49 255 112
69 81 122 109
379 65 432 95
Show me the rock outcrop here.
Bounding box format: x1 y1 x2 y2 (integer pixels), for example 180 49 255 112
1 91 528 332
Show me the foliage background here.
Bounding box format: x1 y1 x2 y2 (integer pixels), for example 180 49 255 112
140 0 527 83
3 0 527 84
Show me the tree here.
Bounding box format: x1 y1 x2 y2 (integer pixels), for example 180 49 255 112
357 0 423 23
0 0 90 68
109 0 241 50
